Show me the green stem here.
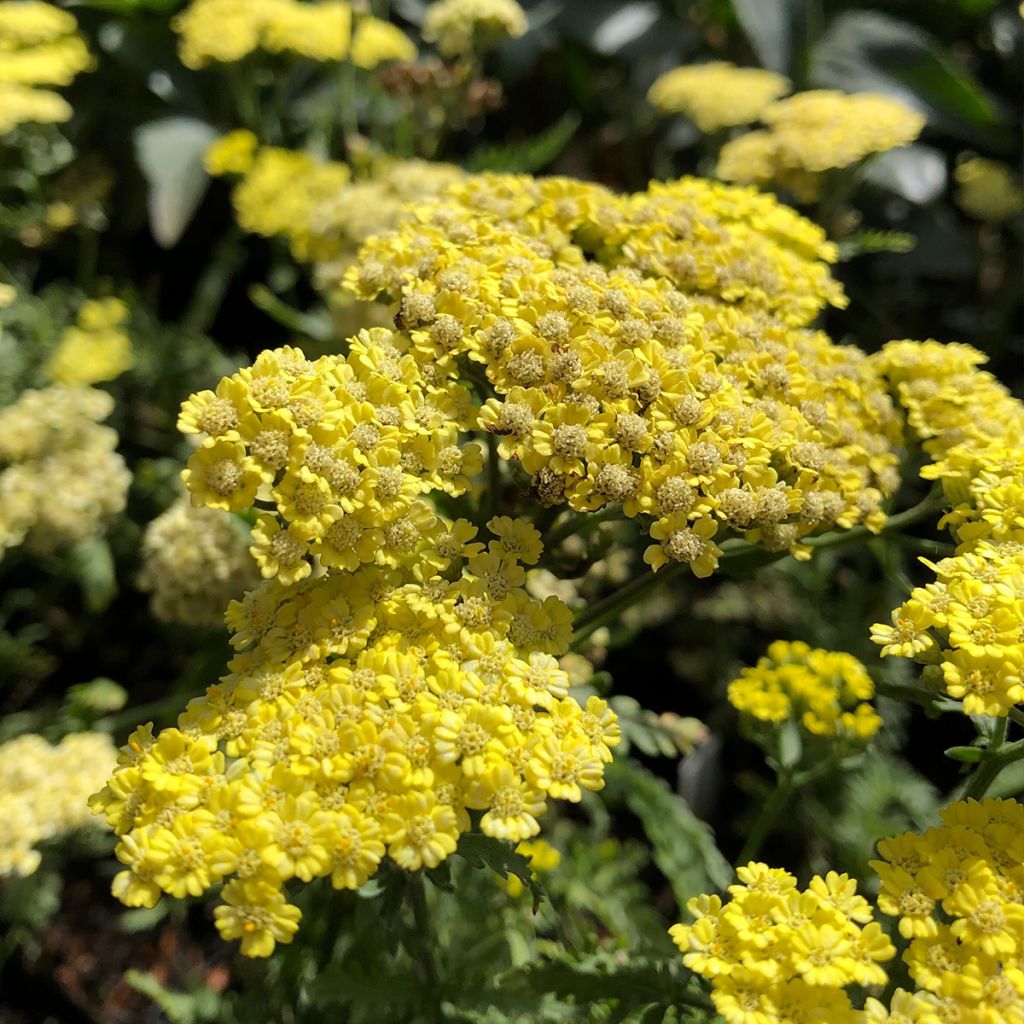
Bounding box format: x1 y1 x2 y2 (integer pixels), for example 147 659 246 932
544 505 624 552
182 228 245 337
736 773 794 866
1009 708 1024 730
964 718 1009 800
407 873 439 989
483 431 500 526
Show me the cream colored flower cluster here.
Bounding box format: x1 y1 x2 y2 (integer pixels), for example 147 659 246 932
0 384 130 558
727 640 881 742
647 62 790 132
44 297 134 386
669 862 895 1024
718 90 925 202
871 341 1024 716
138 496 260 628
344 173 902 577
0 0 94 135
0 732 117 877
174 0 415 70
91 521 619 956
869 798 1024 1024
955 157 1024 223
422 0 527 59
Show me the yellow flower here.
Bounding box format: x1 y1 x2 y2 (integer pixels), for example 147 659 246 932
350 16 416 70
183 439 262 513
205 129 258 177
422 0 527 58
214 878 302 958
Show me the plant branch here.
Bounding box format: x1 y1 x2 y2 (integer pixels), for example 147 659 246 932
407 872 439 989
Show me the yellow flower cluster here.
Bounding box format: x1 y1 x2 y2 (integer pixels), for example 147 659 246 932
868 798 1024 1024
209 142 462 272
422 0 528 59
0 384 130 558
175 0 414 70
344 172 902 576
727 640 881 741
179 340 483 584
647 62 790 132
954 157 1024 223
0 732 117 877
91 521 619 956
0 0 94 135
44 297 134 386
669 861 895 1024
138 496 260 628
871 341 1024 716
718 90 925 202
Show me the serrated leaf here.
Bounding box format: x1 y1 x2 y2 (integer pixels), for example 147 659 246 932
134 117 217 248
604 761 732 906
731 0 797 75
812 13 1003 139
466 113 580 174
455 833 543 910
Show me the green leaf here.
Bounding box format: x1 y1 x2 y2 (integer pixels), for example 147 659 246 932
812 12 1003 139
455 833 543 910
124 971 222 1024
777 719 803 769
604 761 732 906
69 536 118 613
466 113 581 174
134 117 217 249
945 745 985 763
731 0 797 75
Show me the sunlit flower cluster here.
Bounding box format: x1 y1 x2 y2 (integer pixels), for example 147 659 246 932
138 495 259 628
344 172 903 576
44 297 134 386
871 341 1024 717
954 157 1024 223
174 0 414 70
868 798 1024 1024
91 520 619 956
0 384 130 558
727 640 881 742
0 0 94 135
718 90 925 203
647 62 790 132
669 861 895 1024
0 732 117 878
422 0 527 59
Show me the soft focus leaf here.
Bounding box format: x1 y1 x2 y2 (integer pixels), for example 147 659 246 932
812 12 1003 138
69 537 118 613
605 761 732 906
862 144 947 204
134 117 217 248
467 113 581 174
731 0 797 74
945 745 985 763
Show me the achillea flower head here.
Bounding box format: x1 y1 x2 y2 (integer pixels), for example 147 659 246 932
669 862 894 1024
727 640 881 742
422 0 528 59
871 340 1024 717
44 298 134 386
0 732 117 877
718 90 925 202
647 62 790 132
954 157 1024 223
0 0 94 134
138 496 260 627
0 384 130 558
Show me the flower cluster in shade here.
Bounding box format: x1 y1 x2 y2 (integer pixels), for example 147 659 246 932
44 297 134 386
647 62 790 132
0 384 130 558
727 640 881 743
422 0 527 59
90 517 620 956
0 0 94 135
954 157 1024 223
669 861 896 1024
0 732 117 877
343 172 904 577
174 0 415 70
868 797 1024 1024
871 341 1024 717
717 90 925 203
138 495 260 628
